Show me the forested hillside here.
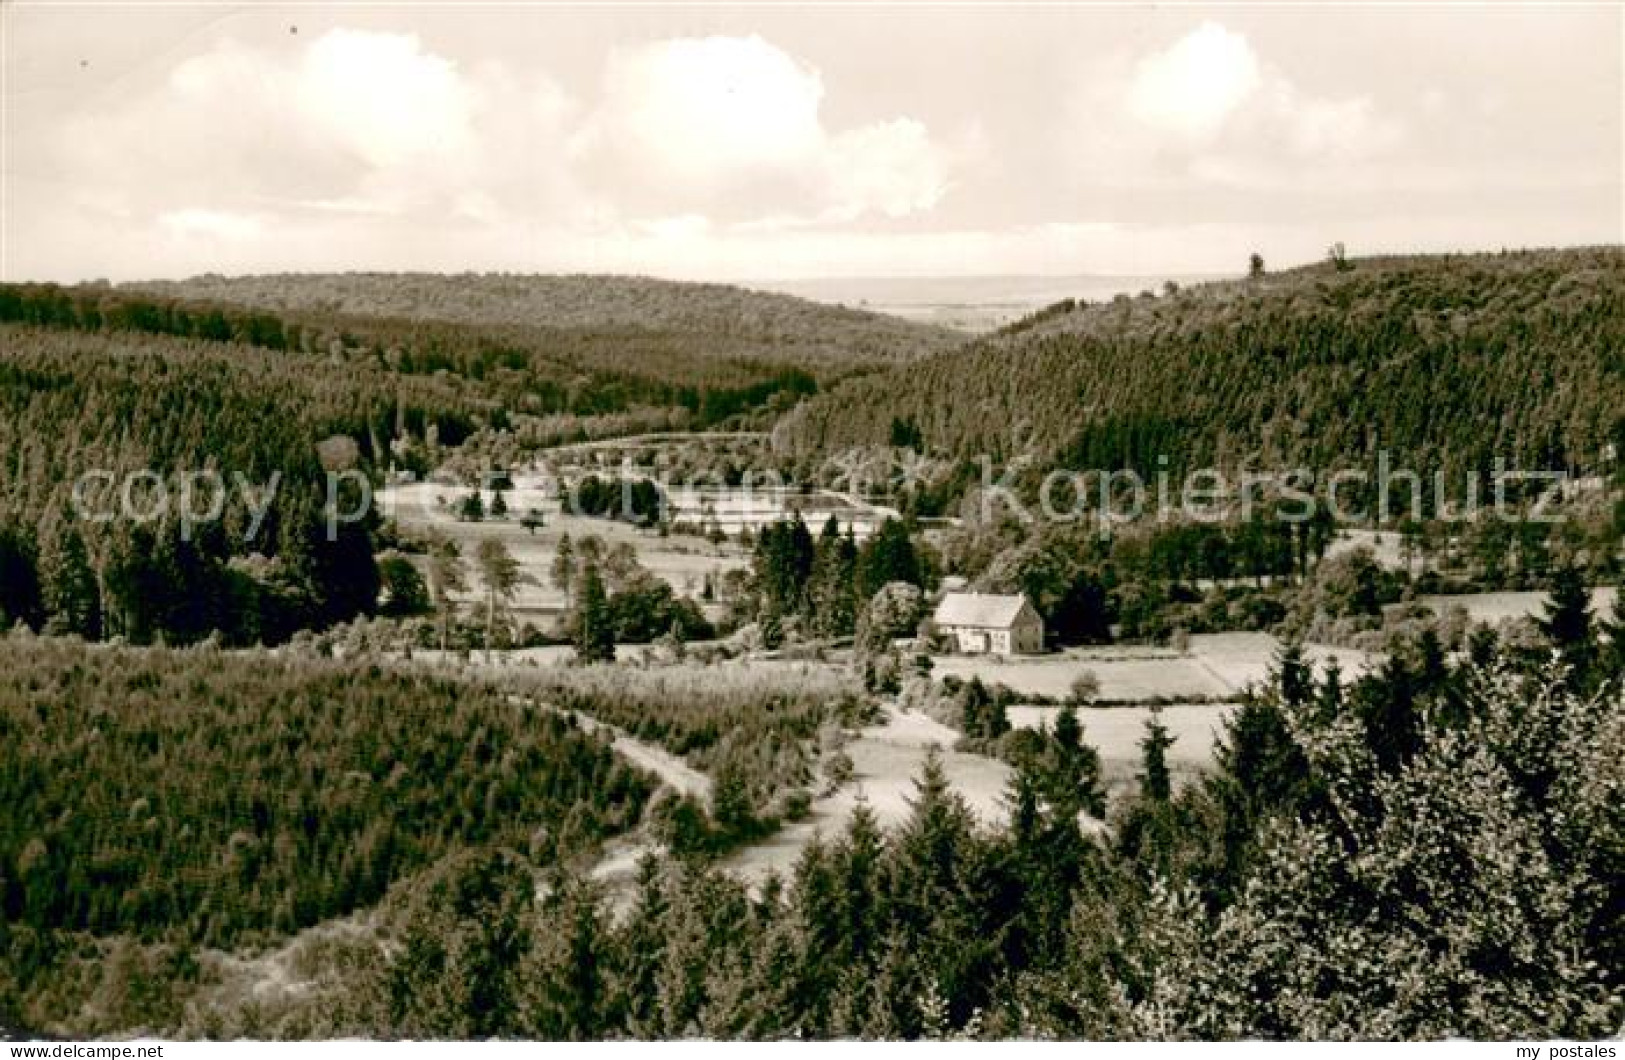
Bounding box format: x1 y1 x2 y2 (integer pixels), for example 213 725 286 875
0 638 652 1032
9 601 1613 1040
3 276 957 444
777 247 1625 501
126 273 963 370
0 322 477 643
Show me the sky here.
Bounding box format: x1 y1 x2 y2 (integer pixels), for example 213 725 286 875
2 3 1621 283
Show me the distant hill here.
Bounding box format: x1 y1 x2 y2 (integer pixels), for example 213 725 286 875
4 272 966 447
775 246 1625 498
125 273 964 369
755 273 1220 332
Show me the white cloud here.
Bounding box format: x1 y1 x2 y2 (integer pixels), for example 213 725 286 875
1076 21 1403 188
578 35 949 223
590 35 826 185
290 28 476 170
55 29 579 226
42 27 948 272
1126 21 1261 142
827 119 949 220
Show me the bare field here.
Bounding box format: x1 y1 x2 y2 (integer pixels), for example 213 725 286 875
1324 528 1410 570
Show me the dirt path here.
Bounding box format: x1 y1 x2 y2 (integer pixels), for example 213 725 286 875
497 692 712 803
564 707 713 803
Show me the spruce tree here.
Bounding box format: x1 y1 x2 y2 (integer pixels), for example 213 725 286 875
427 539 469 651
551 533 576 604
1138 712 1174 802
39 517 99 639
0 521 41 631
809 516 858 638
1539 564 1594 684
475 538 524 660
856 518 920 599
1598 591 1625 683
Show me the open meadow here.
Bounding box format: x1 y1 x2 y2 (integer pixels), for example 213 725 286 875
379 479 747 625
721 705 1013 888
1420 586 1618 625
929 632 1380 704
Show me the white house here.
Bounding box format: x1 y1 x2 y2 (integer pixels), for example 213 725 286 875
932 592 1044 655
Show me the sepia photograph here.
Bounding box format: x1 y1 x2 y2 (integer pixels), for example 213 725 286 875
0 0 1621 1049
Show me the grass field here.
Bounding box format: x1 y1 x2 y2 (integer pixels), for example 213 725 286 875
1324 528 1410 570
930 632 1379 704
1420 587 1618 624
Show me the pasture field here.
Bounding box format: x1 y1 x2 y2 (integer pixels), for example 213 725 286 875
1420 586 1618 625
1007 702 1235 801
929 632 1379 704
379 480 747 623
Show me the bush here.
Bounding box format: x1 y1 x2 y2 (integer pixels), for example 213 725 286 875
1069 670 1101 705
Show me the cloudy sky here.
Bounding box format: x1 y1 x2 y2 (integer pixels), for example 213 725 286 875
3 3 1620 282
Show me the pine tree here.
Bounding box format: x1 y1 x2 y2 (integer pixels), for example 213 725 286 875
809 517 858 638
427 540 469 651
752 517 815 620
1048 705 1106 818
475 538 524 661
524 876 610 1039
0 520 42 631
710 757 755 839
857 518 920 599
1357 653 1422 772
1598 591 1625 683
572 560 615 663
960 676 992 738
1276 642 1313 709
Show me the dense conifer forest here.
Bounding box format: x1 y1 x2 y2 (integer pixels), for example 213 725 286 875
0 273 952 646
0 638 653 1030
778 248 1625 505
0 278 939 431
0 323 425 644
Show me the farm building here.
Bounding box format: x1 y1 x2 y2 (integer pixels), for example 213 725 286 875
933 592 1044 655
